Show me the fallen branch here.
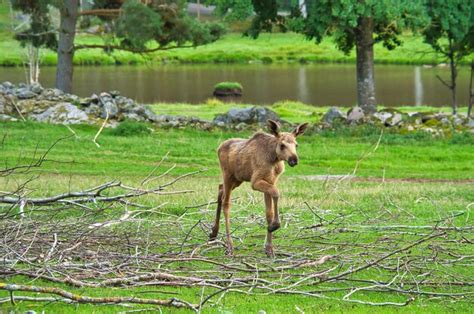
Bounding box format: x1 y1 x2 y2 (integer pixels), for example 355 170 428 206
0 282 197 311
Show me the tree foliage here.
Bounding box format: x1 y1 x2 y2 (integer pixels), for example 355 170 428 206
422 0 473 58
249 0 425 53
93 0 226 51
115 1 163 50
208 0 254 22
422 0 473 114
10 0 57 49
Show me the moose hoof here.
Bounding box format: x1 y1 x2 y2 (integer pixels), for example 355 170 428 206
265 245 274 258
209 231 218 241
225 247 234 256
267 222 281 233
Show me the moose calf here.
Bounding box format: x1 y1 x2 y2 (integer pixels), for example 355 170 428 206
209 120 309 256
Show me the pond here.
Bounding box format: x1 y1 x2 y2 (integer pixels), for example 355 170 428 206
0 63 471 106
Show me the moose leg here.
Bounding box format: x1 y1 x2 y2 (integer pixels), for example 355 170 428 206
270 189 281 232
252 180 281 232
264 192 275 257
209 184 223 240
222 180 235 256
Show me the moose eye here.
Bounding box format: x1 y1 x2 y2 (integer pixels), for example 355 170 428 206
280 144 285 150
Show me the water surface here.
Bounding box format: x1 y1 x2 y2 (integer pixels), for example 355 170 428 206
0 64 470 106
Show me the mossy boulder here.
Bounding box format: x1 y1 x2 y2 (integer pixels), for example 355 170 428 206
16 100 57 115
213 82 243 97
213 106 280 127
31 103 91 124
0 94 15 115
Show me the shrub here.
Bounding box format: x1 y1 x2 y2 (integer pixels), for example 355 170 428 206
110 121 152 137
261 56 273 64
214 81 243 91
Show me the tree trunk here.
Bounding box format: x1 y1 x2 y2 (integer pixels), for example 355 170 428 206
448 39 458 115
56 0 79 93
299 0 307 18
27 45 40 85
197 0 201 20
467 60 473 118
355 16 376 114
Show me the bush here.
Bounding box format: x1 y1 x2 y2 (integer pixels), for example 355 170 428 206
110 121 152 137
214 81 243 91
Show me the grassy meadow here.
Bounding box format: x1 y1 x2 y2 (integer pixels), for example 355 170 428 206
1 120 473 313
0 31 460 67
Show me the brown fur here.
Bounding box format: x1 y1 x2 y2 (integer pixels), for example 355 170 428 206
209 120 308 256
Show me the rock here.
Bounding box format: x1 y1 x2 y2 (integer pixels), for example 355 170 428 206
40 88 65 101
421 113 436 123
115 96 135 112
215 121 225 127
90 93 100 104
200 121 213 131
29 82 43 94
253 107 279 123
467 119 474 128
440 117 451 126
101 101 119 119
235 122 248 130
65 93 80 104
228 108 252 122
99 92 112 101
31 103 91 124
0 95 14 115
360 104 377 115
214 106 280 126
373 111 392 123
154 114 176 123
121 112 145 122
84 103 102 116
407 125 415 131
16 99 56 115
213 87 242 97
453 116 465 127
142 106 159 122
16 88 37 99
347 106 365 124
0 114 17 122
2 81 14 89
110 90 121 97
322 107 345 124
385 113 402 127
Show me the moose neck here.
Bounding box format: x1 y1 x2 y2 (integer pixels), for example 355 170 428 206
268 136 281 164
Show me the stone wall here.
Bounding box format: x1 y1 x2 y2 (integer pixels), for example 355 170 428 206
1 82 472 135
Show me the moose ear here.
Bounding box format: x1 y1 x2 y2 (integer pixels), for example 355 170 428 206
267 119 280 137
293 122 309 137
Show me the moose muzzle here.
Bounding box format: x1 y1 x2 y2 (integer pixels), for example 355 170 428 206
288 156 298 167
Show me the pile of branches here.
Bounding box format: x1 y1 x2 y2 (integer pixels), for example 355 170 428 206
0 139 473 312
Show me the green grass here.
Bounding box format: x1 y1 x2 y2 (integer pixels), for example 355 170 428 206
0 121 473 313
1 32 463 67
214 81 243 90
0 120 472 180
0 123 474 313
